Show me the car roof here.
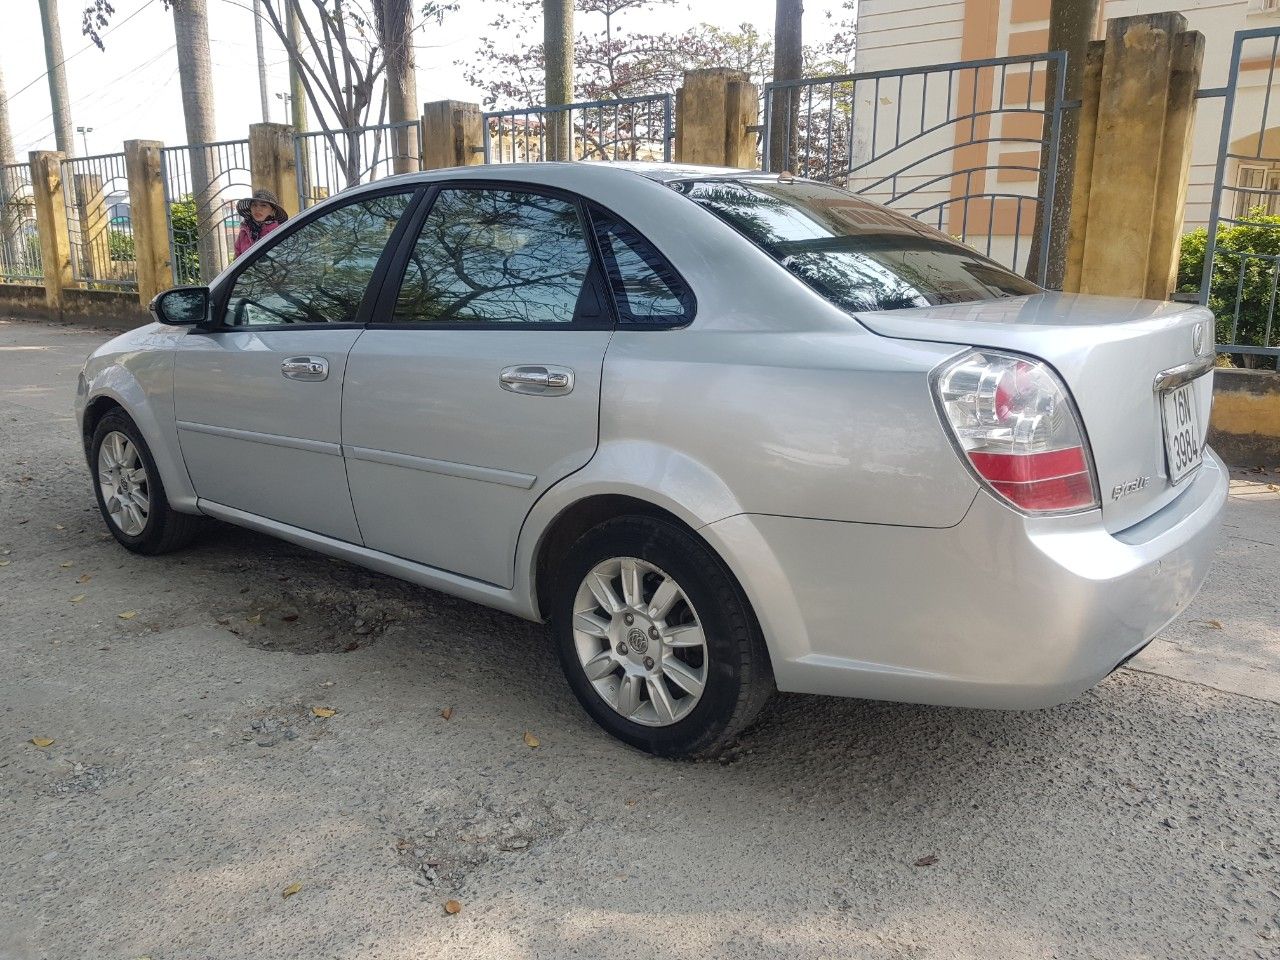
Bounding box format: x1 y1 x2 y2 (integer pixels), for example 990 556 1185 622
345 160 771 195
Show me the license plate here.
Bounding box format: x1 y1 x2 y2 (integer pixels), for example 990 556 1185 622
1161 381 1203 485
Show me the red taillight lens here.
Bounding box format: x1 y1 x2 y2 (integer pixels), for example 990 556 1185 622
933 351 1099 514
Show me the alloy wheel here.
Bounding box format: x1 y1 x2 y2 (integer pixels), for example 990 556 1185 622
97 430 150 537
571 556 710 727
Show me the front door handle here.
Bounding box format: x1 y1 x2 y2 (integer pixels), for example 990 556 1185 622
281 356 329 381
499 365 574 396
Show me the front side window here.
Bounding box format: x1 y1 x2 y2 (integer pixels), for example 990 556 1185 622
675 178 1039 313
224 192 414 326
590 207 693 325
393 188 594 324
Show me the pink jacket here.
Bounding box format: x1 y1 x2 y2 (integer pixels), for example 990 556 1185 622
234 219 281 257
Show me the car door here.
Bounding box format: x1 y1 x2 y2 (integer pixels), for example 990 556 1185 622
341 184 616 587
173 189 419 542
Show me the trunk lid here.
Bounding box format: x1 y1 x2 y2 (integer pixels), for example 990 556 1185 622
854 293 1216 533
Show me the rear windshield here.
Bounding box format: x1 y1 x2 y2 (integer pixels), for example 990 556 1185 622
674 178 1039 312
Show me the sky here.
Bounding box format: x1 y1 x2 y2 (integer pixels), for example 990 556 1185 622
4 0 853 158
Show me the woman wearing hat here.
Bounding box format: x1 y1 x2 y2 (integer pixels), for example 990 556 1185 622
233 189 288 257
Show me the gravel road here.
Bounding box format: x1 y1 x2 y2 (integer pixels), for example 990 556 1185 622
3 318 1279 960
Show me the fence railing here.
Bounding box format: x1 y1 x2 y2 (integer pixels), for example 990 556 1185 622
161 139 252 285
60 151 137 291
483 94 674 164
0 163 42 283
762 53 1068 285
294 120 422 210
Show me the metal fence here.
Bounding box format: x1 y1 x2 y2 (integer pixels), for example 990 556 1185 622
483 94 674 164
1193 26 1280 363
60 151 136 290
160 139 253 285
0 163 42 283
761 53 1067 284
294 120 422 210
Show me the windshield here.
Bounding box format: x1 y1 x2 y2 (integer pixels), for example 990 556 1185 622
674 178 1040 312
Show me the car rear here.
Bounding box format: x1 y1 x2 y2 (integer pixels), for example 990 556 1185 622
677 173 1227 706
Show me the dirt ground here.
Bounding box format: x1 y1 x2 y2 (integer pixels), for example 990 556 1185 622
2 318 1279 960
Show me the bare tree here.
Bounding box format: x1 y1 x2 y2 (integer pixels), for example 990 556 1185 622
1026 0 1100 288
0 64 23 271
39 0 77 155
769 0 803 173
543 0 574 160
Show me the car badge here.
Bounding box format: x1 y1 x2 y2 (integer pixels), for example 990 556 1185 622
1193 322 1205 356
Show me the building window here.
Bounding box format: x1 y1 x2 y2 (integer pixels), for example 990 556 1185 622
1235 164 1280 218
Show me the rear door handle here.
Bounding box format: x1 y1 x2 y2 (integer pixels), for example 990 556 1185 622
281 356 329 381
499 365 574 396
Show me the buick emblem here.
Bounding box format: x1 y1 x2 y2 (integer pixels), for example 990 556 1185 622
627 627 648 655
1193 322 1205 356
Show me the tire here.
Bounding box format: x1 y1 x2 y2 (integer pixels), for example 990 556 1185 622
551 515 774 758
90 410 202 555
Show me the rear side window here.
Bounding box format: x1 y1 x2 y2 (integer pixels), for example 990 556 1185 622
393 188 594 325
590 207 694 326
675 178 1039 313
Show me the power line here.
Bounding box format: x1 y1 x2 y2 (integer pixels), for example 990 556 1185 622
2 0 160 108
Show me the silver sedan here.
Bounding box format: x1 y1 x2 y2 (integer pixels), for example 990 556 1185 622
75 163 1227 757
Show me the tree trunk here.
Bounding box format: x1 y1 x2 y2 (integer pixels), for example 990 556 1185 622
0 65 22 271
173 0 226 283
543 0 574 161
254 0 271 122
38 0 76 156
375 0 419 174
287 2 308 132
769 0 803 173
1025 0 1100 288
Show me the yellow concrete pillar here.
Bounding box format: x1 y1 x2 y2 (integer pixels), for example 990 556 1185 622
249 122 300 218
1063 41 1105 294
675 69 759 168
28 151 73 313
421 100 483 170
1072 13 1204 300
124 140 172 304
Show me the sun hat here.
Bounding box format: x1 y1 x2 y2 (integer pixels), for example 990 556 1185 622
236 189 288 222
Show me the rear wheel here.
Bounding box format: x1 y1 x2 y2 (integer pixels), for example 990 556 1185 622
90 410 201 555
551 515 773 758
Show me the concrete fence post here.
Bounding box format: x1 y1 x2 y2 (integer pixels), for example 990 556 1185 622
1066 13 1204 299
675 69 759 168
249 123 300 218
124 140 172 305
421 100 484 169
28 151 73 314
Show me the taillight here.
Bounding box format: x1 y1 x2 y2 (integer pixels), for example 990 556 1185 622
932 350 1099 514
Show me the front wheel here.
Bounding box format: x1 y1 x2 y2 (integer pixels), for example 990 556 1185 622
551 515 773 758
90 410 202 555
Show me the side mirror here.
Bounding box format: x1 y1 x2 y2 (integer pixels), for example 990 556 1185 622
150 286 210 326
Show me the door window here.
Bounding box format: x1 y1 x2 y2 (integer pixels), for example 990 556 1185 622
590 207 694 325
392 188 594 325
224 192 414 327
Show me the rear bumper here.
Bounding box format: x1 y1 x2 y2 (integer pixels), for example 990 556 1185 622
703 449 1228 708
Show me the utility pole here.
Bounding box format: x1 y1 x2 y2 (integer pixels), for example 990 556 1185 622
543 0 573 161
286 1 308 132
254 0 271 122
172 0 225 281
37 0 76 155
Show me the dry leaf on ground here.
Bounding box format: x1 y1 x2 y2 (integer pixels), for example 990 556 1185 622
69 595 85 603
1202 619 1223 630
523 731 540 749
31 737 55 748
54 524 65 530
914 854 939 867
77 574 91 583
118 611 137 620
444 899 462 915
311 706 336 718
0 560 10 567
441 707 454 720
59 561 72 568
281 882 302 899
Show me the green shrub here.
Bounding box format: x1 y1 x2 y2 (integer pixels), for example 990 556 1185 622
107 229 135 263
170 195 200 283
1177 206 1280 357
